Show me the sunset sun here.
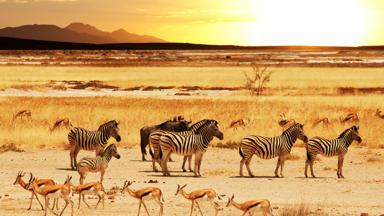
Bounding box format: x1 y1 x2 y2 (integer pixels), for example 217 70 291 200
242 0 367 46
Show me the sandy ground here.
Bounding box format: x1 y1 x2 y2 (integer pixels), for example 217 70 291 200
1 147 383 216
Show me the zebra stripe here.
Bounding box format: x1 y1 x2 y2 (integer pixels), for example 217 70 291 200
77 144 120 184
68 120 121 170
150 119 212 159
77 144 117 169
305 125 362 178
239 123 308 177
159 120 223 176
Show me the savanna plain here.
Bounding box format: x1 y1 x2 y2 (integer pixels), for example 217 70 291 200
0 54 384 216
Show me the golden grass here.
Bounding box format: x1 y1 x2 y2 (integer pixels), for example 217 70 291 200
1 94 383 151
0 66 384 91
279 203 328 216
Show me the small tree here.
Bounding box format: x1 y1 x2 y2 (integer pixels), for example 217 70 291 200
243 62 273 96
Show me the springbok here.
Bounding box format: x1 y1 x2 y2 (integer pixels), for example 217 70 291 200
13 171 56 210
27 174 74 216
311 117 330 128
226 194 273 216
339 112 359 124
71 181 105 209
50 118 73 132
175 184 218 216
229 118 249 130
121 180 163 216
278 113 295 130
12 109 32 122
375 109 384 119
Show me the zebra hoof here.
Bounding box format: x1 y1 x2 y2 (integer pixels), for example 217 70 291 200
182 169 187 172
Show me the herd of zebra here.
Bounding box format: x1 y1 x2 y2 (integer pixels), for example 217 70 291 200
13 114 363 216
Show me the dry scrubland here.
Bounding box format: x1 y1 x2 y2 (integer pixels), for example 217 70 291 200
0 66 384 150
0 66 384 92
0 95 384 150
1 66 384 216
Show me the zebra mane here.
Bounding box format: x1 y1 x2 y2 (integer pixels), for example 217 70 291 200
102 144 116 156
337 127 353 139
158 120 174 127
188 119 210 130
282 123 300 134
98 120 118 130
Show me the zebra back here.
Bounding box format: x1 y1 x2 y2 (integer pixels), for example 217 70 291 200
307 125 361 156
77 144 119 169
68 120 121 151
159 120 223 155
240 123 307 159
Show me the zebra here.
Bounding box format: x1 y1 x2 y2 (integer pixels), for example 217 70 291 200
305 125 362 178
159 120 224 177
140 117 190 161
68 120 121 170
77 143 121 184
149 119 213 172
239 123 308 178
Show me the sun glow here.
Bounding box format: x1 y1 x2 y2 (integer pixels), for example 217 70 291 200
239 0 367 46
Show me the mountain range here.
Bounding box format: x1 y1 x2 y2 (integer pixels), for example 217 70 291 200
0 22 166 44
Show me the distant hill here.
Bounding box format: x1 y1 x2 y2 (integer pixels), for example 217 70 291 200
0 23 166 44
0 36 384 51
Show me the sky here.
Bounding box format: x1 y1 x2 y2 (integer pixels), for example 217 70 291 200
0 0 383 46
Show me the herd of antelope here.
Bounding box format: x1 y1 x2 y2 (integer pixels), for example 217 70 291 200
11 108 381 215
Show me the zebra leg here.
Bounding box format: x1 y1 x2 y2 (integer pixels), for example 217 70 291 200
197 154 204 176
279 156 287 178
69 146 76 170
182 156 188 172
188 155 193 172
337 154 345 178
161 151 171 176
152 155 158 172
79 172 87 184
194 153 203 177
309 154 316 178
274 157 282 177
244 155 254 177
100 170 105 183
73 147 80 170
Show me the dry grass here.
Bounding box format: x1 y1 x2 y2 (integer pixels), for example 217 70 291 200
279 203 328 216
1 66 384 151
1 94 384 151
1 66 384 92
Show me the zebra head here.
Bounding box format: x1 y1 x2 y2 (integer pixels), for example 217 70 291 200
103 144 121 160
99 120 121 142
339 125 362 144
13 171 26 185
175 184 187 196
284 123 308 143
351 125 362 143
203 120 224 140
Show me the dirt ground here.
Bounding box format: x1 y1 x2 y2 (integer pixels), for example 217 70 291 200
1 147 383 216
